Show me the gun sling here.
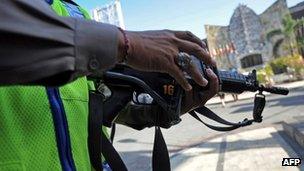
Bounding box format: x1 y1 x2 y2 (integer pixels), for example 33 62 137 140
88 91 127 171
189 92 266 132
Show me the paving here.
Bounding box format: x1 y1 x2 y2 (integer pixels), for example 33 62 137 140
171 124 304 171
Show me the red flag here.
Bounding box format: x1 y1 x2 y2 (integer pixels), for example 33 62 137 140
225 44 230 55
211 48 217 57
219 46 223 56
215 48 220 57
230 42 236 53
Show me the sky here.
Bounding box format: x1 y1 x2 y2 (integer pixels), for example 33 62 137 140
76 0 304 38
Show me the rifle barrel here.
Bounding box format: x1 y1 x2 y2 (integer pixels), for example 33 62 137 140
260 86 289 95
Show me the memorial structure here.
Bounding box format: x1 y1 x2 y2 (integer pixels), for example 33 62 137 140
205 0 298 71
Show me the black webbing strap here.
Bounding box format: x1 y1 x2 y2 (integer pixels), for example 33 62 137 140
194 106 243 126
253 93 265 123
101 131 128 171
189 92 267 132
152 126 171 171
189 106 253 132
189 111 243 131
88 91 103 171
88 91 127 171
110 123 116 143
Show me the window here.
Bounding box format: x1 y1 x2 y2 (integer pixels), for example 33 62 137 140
241 54 263 68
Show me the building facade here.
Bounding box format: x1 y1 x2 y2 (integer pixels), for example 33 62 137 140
290 1 304 57
92 0 125 29
205 0 297 72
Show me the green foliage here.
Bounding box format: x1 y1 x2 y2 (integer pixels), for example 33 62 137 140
257 64 274 84
295 18 304 48
257 71 267 83
282 14 297 35
264 64 274 76
283 55 304 74
270 56 287 74
269 54 304 75
297 36 304 47
258 55 304 83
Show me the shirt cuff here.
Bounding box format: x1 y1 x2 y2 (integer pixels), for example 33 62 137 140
74 19 119 77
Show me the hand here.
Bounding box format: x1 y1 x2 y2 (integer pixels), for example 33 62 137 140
181 68 219 114
118 30 216 91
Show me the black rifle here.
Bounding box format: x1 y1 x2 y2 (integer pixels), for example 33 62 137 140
97 56 289 171
101 56 289 128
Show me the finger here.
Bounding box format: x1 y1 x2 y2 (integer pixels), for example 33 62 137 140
205 68 219 96
186 61 208 87
210 58 217 66
168 65 192 91
198 68 219 106
202 40 207 48
177 39 213 66
174 31 205 48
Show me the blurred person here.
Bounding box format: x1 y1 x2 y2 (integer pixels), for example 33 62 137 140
0 0 218 171
218 93 226 107
232 93 238 101
230 67 238 102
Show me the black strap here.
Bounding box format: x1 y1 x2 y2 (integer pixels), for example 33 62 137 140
88 91 103 171
189 111 246 131
253 93 265 123
110 123 116 143
194 107 244 126
103 87 133 127
189 92 267 132
101 131 128 171
189 106 253 132
88 91 128 171
152 126 171 171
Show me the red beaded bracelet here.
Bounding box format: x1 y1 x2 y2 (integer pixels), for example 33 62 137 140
118 27 130 63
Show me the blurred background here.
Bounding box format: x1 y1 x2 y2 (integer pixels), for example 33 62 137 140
80 0 304 170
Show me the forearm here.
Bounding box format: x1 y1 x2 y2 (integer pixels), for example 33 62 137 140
0 0 120 86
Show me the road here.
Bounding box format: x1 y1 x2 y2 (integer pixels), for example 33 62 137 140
112 86 304 171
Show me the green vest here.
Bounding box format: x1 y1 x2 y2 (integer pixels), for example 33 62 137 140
0 0 105 170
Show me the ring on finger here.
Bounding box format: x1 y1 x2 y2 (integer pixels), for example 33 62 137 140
177 52 193 71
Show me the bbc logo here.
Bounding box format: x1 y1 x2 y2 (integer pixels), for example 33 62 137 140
282 158 301 166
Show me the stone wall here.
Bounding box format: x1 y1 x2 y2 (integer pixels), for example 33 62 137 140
260 0 294 60
229 5 264 70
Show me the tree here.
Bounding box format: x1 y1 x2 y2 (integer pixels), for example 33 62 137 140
266 14 298 58
294 18 304 56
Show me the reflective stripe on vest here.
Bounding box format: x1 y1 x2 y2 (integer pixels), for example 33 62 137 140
45 1 91 171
